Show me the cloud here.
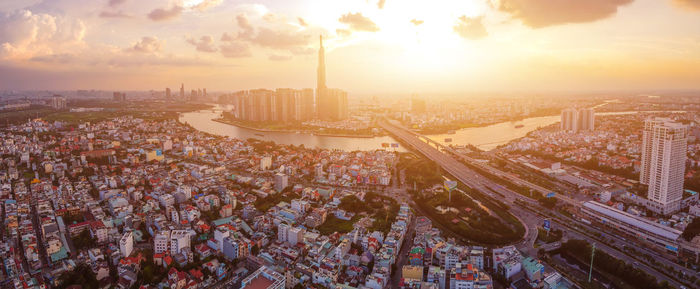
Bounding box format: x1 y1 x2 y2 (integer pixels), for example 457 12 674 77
0 9 86 60
268 54 292 61
493 0 633 28
221 32 236 42
224 9 327 58
244 27 310 49
147 4 183 21
236 14 254 35
339 12 379 32
673 0 700 10
453 16 487 40
128 36 162 53
336 28 352 37
99 11 131 18
298 17 308 27
378 0 386 9
289 46 315 55
219 42 251 58
27 43 215 68
191 0 223 11
186 35 217 53
410 19 424 26
108 0 126 7
29 53 74 64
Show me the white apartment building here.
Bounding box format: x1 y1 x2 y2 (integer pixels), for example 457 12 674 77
170 230 191 254
119 231 134 257
278 223 290 243
154 230 170 254
560 108 578 132
640 118 687 215
560 107 595 132
287 226 304 246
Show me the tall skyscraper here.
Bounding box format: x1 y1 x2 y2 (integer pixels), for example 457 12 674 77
560 108 595 132
113 92 126 102
165 88 171 100
577 108 595 131
316 35 326 119
180 83 185 99
640 117 687 215
560 108 578 132
315 35 348 121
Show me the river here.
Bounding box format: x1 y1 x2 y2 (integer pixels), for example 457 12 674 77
179 106 684 152
179 107 407 151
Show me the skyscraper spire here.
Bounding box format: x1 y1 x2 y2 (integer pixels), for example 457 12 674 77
317 35 326 91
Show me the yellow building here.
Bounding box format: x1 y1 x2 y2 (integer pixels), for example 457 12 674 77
146 150 164 162
402 265 423 282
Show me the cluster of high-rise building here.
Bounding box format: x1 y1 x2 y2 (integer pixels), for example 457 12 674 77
163 84 206 101
113 92 127 102
560 108 595 132
220 36 348 122
222 88 316 122
49 95 67 109
640 117 688 215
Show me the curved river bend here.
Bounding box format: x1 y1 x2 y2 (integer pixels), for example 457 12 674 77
180 107 681 151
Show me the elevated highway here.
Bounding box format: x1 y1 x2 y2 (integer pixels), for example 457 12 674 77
380 119 580 207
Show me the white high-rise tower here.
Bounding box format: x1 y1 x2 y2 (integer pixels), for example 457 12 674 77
560 108 578 132
640 117 687 215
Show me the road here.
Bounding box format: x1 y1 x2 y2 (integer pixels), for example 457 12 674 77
379 119 690 289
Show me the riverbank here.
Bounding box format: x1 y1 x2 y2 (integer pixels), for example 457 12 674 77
213 118 379 138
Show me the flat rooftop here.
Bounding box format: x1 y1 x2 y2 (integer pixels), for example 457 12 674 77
583 201 681 241
244 275 274 289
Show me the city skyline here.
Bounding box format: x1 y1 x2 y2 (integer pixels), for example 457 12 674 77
2 1 700 288
0 0 699 93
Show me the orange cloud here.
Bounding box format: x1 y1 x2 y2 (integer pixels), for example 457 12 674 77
128 36 162 53
219 41 251 58
495 0 633 28
298 17 308 27
339 12 379 32
453 16 487 40
410 19 424 26
108 0 127 7
186 35 217 53
0 9 86 60
99 11 131 18
268 54 292 61
673 0 700 10
336 28 352 37
147 5 183 21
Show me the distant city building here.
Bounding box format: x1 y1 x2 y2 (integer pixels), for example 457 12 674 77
640 117 687 215
560 108 577 132
180 83 185 99
578 108 595 131
227 88 314 122
50 95 67 110
113 92 126 102
560 108 594 132
410 96 426 114
274 173 288 192
165 88 171 100
316 35 348 121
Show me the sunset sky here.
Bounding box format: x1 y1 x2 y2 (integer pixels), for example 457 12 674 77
1 0 699 94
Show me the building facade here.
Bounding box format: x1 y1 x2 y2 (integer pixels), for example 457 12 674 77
640 118 687 215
